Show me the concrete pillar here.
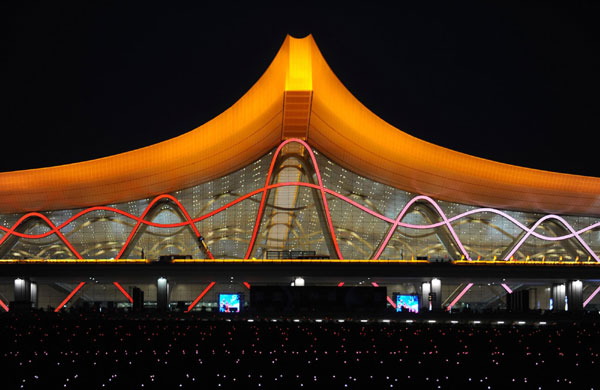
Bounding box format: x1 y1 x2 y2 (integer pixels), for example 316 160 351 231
529 288 537 311
566 280 583 312
540 287 551 310
421 282 431 311
12 278 33 311
430 278 442 311
551 283 566 311
30 282 38 308
531 286 551 310
14 278 31 302
157 277 170 311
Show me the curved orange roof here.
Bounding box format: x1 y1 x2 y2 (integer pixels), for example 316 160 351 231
1 35 599 216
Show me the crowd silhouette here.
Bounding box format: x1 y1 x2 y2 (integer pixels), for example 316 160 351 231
3 312 598 389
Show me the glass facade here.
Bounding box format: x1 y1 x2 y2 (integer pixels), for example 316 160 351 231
0 143 599 261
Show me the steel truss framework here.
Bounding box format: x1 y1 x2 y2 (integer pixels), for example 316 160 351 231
0 139 598 264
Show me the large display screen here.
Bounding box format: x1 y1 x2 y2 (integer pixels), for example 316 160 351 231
219 293 241 313
396 294 419 313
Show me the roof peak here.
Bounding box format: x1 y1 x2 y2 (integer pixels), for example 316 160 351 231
286 33 314 40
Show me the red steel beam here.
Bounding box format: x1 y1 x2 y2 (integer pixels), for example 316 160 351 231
186 282 216 313
113 282 133 303
386 295 397 309
54 282 86 312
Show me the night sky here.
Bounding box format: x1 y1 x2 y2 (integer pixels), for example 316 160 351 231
5 3 600 177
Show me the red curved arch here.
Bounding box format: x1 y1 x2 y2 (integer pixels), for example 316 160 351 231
0 139 598 262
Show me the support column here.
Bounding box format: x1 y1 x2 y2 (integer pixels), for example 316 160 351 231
12 278 32 311
539 287 551 311
157 277 170 311
30 282 38 308
566 280 583 312
421 282 431 311
14 278 31 302
551 283 566 311
430 278 442 311
132 287 144 312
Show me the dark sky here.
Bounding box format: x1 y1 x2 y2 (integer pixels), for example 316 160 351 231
4 2 600 177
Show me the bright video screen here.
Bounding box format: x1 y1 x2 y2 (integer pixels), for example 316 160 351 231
396 294 419 313
219 293 241 313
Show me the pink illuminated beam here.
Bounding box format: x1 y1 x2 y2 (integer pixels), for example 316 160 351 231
337 282 345 287
446 283 474 311
320 188 599 262
503 214 599 262
387 296 397 309
2 194 595 251
370 282 396 308
244 138 343 260
244 141 290 259
1 182 598 262
441 208 600 242
0 195 216 260
116 194 213 260
243 282 251 290
501 283 513 294
373 195 471 260
0 138 598 263
583 285 600 308
0 299 8 312
322 188 395 223
54 282 86 312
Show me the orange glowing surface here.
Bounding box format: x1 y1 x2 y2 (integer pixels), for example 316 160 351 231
0 35 598 215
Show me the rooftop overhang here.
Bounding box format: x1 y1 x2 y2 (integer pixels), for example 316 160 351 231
1 35 599 216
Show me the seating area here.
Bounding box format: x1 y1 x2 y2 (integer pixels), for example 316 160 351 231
4 313 598 389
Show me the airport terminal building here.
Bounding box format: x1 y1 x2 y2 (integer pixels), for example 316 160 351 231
1 36 599 314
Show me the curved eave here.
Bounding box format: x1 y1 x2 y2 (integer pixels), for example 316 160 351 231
1 35 599 216
0 38 292 213
306 38 600 217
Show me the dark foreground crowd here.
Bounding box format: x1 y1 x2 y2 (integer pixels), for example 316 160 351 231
2 313 598 389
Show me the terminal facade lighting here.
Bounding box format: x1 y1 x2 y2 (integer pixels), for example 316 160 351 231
0 35 598 313
0 35 597 263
